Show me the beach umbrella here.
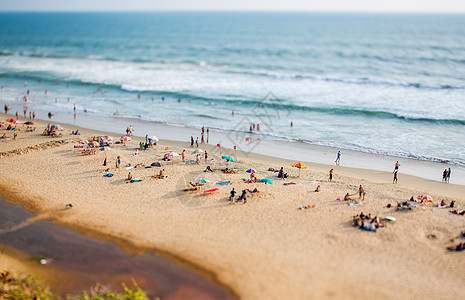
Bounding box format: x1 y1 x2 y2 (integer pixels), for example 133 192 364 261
6 118 15 123
192 149 204 154
91 141 99 147
24 121 34 125
417 194 433 202
122 136 131 142
258 178 273 184
222 156 236 162
151 162 163 167
291 161 307 177
244 168 256 173
149 135 159 141
12 127 21 131
193 178 209 184
291 162 307 169
105 136 114 141
167 152 180 157
14 120 22 124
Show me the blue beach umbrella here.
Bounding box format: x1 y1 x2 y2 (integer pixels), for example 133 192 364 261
193 178 209 184
222 156 236 162
258 178 273 184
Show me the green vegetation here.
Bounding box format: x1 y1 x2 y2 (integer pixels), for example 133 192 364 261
0 270 156 300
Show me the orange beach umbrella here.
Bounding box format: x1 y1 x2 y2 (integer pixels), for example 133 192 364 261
291 162 307 177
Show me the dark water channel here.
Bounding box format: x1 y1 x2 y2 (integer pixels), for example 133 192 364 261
0 198 233 299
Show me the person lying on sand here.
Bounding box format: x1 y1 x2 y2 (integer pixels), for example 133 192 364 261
184 186 200 191
448 241 465 252
299 204 315 210
222 168 235 174
246 188 259 194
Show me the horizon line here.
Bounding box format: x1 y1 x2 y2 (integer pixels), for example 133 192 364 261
0 10 465 14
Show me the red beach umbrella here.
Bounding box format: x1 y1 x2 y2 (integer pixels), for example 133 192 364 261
6 118 15 123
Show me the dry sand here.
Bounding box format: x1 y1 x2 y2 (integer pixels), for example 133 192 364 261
1 113 464 299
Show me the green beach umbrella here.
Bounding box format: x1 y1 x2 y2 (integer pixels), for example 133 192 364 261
258 178 273 184
192 149 204 154
222 156 236 162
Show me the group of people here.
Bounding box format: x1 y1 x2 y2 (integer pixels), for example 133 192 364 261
125 125 134 136
249 123 260 132
229 188 259 204
342 185 366 201
353 212 386 232
442 168 452 183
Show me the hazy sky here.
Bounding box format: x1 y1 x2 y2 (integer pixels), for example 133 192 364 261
0 0 464 13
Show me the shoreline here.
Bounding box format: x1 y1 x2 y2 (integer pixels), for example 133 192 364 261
1 112 465 299
1 107 464 186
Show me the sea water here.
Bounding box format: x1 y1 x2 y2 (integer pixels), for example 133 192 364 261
1 12 464 166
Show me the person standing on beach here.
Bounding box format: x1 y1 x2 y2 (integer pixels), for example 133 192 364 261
329 168 334 182
447 168 451 183
32 111 35 120
358 185 366 200
204 151 208 162
182 150 185 161
335 151 341 165
393 170 398 184
206 128 209 143
195 137 199 148
190 136 194 147
442 169 448 182
394 161 400 172
116 156 121 168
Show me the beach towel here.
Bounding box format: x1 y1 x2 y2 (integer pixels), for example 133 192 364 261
284 182 296 185
213 181 232 186
348 201 361 206
336 198 345 201
359 227 377 233
135 163 145 168
312 180 324 184
186 160 197 164
204 188 219 193
125 166 134 169
103 173 114 177
299 205 315 209
130 177 142 183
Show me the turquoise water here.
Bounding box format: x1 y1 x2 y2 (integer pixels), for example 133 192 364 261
1 12 465 165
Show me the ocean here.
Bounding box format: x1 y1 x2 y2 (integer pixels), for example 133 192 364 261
1 12 465 166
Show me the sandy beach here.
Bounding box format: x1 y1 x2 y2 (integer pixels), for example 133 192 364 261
1 112 464 299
